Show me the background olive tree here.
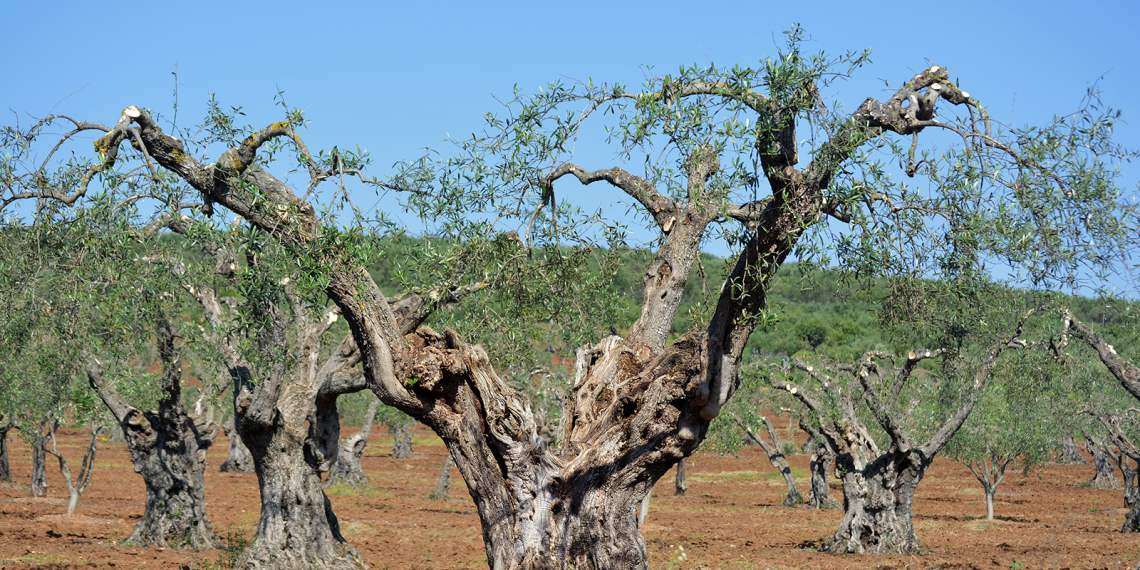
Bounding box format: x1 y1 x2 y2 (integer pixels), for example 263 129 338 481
3 26 1138 567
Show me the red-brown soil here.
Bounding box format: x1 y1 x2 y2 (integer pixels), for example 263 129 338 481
0 426 1134 569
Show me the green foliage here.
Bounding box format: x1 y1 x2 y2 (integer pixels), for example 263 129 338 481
944 349 1060 474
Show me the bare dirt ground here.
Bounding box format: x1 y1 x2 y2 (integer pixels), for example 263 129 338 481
0 426 1135 569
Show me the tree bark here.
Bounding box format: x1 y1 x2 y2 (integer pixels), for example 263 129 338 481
0 422 10 483
674 457 687 497
827 449 929 554
783 341 1017 553
430 454 454 500
44 421 101 516
966 456 1012 521
88 320 219 549
30 424 49 498
219 417 254 473
1084 436 1121 490
86 73 996 567
801 422 840 510
326 397 379 488
227 336 368 570
1059 434 1088 464
389 423 414 459
743 417 802 506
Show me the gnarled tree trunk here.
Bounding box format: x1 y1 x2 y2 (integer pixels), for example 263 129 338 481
783 342 1017 554
93 70 1000 567
326 397 379 488
224 335 369 570
88 320 219 549
30 424 50 498
219 417 254 473
1084 436 1121 490
801 422 840 510
828 449 929 553
1059 433 1088 464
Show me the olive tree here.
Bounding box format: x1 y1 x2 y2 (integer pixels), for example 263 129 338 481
4 27 1137 568
87 317 220 548
1053 306 1140 531
774 328 1028 554
944 354 1058 520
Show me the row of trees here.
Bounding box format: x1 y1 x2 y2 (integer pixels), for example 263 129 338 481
2 28 1138 569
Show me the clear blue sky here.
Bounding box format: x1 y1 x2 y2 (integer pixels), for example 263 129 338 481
3 0 1138 292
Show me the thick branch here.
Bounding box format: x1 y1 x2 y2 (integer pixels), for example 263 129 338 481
1061 308 1140 401
542 164 677 231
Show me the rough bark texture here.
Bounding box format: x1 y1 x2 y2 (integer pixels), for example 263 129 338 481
674 457 687 497
219 418 254 473
1085 437 1122 490
88 320 219 549
828 450 930 553
185 279 371 570
326 398 379 488
30 427 49 498
228 335 368 570
783 342 1015 554
84 70 995 567
430 454 454 500
1060 434 1088 464
802 423 841 510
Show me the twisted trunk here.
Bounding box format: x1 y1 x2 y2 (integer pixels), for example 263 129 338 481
88 322 219 548
326 398 379 488
238 403 364 570
802 423 840 510
784 342 1014 554
1059 434 1088 464
99 71 960 565
1084 437 1121 490
219 418 254 473
230 339 369 570
807 450 841 510
827 450 929 554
